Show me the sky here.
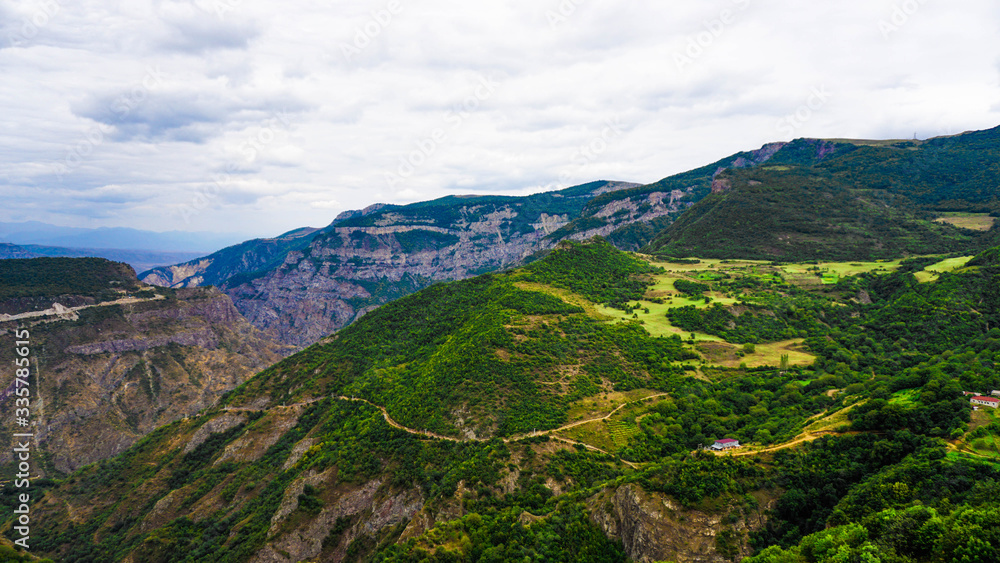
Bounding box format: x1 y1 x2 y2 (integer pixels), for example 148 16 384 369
1 0 999 239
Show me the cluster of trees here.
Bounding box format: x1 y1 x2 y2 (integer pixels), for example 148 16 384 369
668 303 807 344
620 368 837 461
673 279 709 296
751 448 1000 562
373 505 627 562
519 238 662 308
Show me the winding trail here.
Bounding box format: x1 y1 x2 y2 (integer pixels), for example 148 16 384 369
331 396 643 468
712 430 859 457
0 294 165 323
222 392 661 470
335 396 464 442
225 392 854 469
545 393 670 434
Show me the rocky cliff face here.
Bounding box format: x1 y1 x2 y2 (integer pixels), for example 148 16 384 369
0 287 289 474
139 139 809 349
589 483 774 563
142 181 710 347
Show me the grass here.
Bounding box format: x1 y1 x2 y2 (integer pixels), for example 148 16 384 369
952 407 1000 460
695 339 815 369
933 212 996 232
511 281 613 319
597 268 740 341
563 389 662 422
801 402 858 434
646 256 905 292
777 259 904 288
595 257 832 367
913 255 975 283
559 391 665 453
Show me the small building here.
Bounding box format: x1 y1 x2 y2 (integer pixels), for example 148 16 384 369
971 396 1000 409
991 390 1000 397
711 438 740 450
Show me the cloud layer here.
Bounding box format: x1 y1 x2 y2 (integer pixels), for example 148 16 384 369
1 0 998 237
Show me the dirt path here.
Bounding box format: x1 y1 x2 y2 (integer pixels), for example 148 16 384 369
713 430 855 457
0 293 166 322
540 393 670 436
547 436 640 469
225 392 851 467
330 396 643 467
334 396 465 441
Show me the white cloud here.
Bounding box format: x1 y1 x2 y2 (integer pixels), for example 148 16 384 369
0 0 998 238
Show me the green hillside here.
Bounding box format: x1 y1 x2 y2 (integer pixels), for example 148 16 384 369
12 128 1000 562
647 167 980 260
0 256 139 300
18 238 1000 561
222 239 698 439
646 127 1000 260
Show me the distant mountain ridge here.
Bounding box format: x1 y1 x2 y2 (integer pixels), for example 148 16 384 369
0 220 252 253
144 180 703 346
136 139 840 348
645 127 1000 260
0 241 205 273
141 125 1000 348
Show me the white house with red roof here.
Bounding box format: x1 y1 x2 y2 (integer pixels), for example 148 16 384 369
970 396 999 409
711 438 740 450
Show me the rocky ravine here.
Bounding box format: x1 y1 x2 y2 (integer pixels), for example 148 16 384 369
143 181 703 347
0 287 290 474
590 483 775 563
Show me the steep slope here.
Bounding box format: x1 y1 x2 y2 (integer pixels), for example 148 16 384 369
15 214 1000 563
139 227 321 289
29 239 827 562
0 258 288 475
646 128 1000 260
138 138 864 349
144 181 709 347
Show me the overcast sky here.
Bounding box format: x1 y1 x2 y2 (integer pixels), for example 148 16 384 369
1 0 998 238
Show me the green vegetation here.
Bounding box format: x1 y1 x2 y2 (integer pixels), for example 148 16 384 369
519 237 662 309
647 166 983 261
645 128 1000 260
673 279 709 296
0 257 139 300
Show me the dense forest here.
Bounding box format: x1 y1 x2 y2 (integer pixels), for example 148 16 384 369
0 257 139 300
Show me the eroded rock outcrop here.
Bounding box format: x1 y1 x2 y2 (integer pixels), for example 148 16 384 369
0 287 288 474
590 483 772 563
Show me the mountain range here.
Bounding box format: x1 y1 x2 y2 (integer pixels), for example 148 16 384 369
141 127 1000 349
5 125 1000 562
